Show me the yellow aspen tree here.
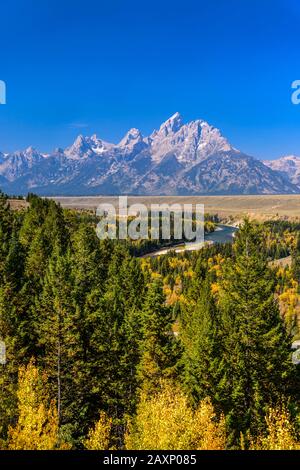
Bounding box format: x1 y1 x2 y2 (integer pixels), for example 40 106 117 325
250 407 300 450
84 411 112 450
125 381 226 450
8 360 60 450
193 398 226 450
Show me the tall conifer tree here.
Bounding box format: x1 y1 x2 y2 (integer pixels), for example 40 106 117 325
218 220 293 445
137 280 179 394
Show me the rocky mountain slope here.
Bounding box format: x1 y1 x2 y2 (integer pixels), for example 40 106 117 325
264 155 300 187
0 113 298 196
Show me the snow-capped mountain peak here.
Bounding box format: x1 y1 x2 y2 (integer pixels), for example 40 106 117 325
24 146 38 155
197 120 232 154
149 115 232 164
86 134 115 155
118 128 143 147
0 113 298 196
64 135 90 158
152 112 183 139
0 146 43 181
64 134 113 158
117 128 148 158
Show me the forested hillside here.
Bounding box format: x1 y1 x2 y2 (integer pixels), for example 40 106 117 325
0 191 300 450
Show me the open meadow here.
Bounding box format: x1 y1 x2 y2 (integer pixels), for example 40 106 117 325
49 194 300 221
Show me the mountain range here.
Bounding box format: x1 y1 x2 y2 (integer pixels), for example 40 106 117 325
0 113 299 196
264 155 300 187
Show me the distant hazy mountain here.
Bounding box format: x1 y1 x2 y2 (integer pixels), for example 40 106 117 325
0 113 298 196
264 155 300 187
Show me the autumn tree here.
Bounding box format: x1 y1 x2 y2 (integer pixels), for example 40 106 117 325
8 360 60 450
250 406 300 450
84 411 112 450
125 381 226 450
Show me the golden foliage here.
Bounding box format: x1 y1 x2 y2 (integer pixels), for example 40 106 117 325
250 407 300 450
163 285 172 298
278 283 300 326
150 271 161 280
211 282 220 296
172 321 180 336
207 254 224 278
168 258 189 270
166 291 180 306
125 381 226 450
8 360 60 450
183 270 195 279
140 258 151 272
192 398 226 450
84 411 112 450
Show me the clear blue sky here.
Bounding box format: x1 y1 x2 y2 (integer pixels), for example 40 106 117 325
0 0 300 159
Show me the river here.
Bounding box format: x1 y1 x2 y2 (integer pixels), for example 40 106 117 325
205 224 238 244
141 224 238 258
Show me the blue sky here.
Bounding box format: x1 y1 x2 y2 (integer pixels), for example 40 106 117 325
0 0 300 159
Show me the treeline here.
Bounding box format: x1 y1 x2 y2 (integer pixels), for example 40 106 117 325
0 192 300 449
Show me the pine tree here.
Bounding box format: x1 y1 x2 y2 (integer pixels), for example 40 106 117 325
0 191 13 273
180 280 220 405
57 224 107 442
0 229 26 441
91 246 145 444
137 280 179 394
71 223 105 308
217 220 294 446
67 244 145 445
35 248 77 432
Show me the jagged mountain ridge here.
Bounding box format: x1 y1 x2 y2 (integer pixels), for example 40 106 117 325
0 113 298 195
264 155 300 186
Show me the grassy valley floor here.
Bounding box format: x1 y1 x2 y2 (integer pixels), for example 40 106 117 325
48 194 300 221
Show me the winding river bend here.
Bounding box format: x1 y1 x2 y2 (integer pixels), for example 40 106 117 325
142 224 238 258
205 224 238 244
